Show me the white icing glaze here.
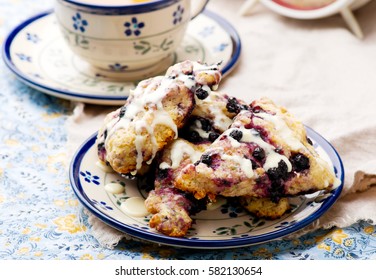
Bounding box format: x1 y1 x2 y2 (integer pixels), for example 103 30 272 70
194 120 210 138
120 197 150 217
159 139 202 169
95 161 114 173
221 154 254 178
255 112 305 151
225 127 292 172
159 162 170 170
194 92 233 133
104 182 124 194
263 152 292 172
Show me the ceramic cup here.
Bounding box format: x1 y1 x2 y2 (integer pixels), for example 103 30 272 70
54 0 209 79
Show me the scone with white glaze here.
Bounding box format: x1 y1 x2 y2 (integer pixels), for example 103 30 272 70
145 139 209 237
174 97 337 201
96 60 222 176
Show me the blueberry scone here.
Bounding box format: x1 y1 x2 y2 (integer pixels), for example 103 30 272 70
174 97 337 201
144 139 209 237
96 60 222 176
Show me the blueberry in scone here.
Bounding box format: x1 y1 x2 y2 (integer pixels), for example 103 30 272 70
179 91 248 143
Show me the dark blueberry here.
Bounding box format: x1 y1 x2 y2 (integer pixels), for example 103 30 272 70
187 130 202 143
168 75 176 79
267 160 289 180
250 159 258 169
183 192 208 215
229 129 243 141
208 132 220 142
291 153 310 172
200 118 212 132
201 154 212 166
103 129 108 140
240 104 250 111
196 87 209 100
252 147 265 161
219 179 231 187
157 168 169 180
226 97 241 114
97 142 104 150
306 137 313 145
119 106 127 118
269 181 284 203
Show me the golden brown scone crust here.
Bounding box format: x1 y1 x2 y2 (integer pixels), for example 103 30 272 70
240 197 290 219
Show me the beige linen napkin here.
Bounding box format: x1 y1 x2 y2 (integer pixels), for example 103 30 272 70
66 0 376 249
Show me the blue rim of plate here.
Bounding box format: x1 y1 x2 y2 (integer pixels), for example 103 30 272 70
60 0 179 11
2 9 241 104
59 0 209 17
69 126 344 249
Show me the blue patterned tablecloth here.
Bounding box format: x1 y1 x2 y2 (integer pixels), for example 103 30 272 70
1 0 376 260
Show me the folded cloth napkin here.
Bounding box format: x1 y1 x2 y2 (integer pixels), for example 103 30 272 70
66 0 376 249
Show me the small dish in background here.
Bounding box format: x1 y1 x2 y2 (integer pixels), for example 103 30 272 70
239 0 372 39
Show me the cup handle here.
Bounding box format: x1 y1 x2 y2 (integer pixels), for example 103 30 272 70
190 0 210 19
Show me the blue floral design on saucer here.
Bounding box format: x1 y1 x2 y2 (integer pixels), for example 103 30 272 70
79 170 100 185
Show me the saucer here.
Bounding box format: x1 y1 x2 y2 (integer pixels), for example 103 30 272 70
2 10 241 106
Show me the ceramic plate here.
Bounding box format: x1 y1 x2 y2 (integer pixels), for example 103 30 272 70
69 127 344 249
2 9 240 106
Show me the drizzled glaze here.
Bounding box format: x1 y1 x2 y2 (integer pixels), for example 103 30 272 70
219 123 292 178
159 139 203 170
96 61 221 175
120 197 149 217
254 112 305 151
193 92 234 132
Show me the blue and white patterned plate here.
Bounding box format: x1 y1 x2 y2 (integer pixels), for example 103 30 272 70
69 127 344 249
2 9 240 106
